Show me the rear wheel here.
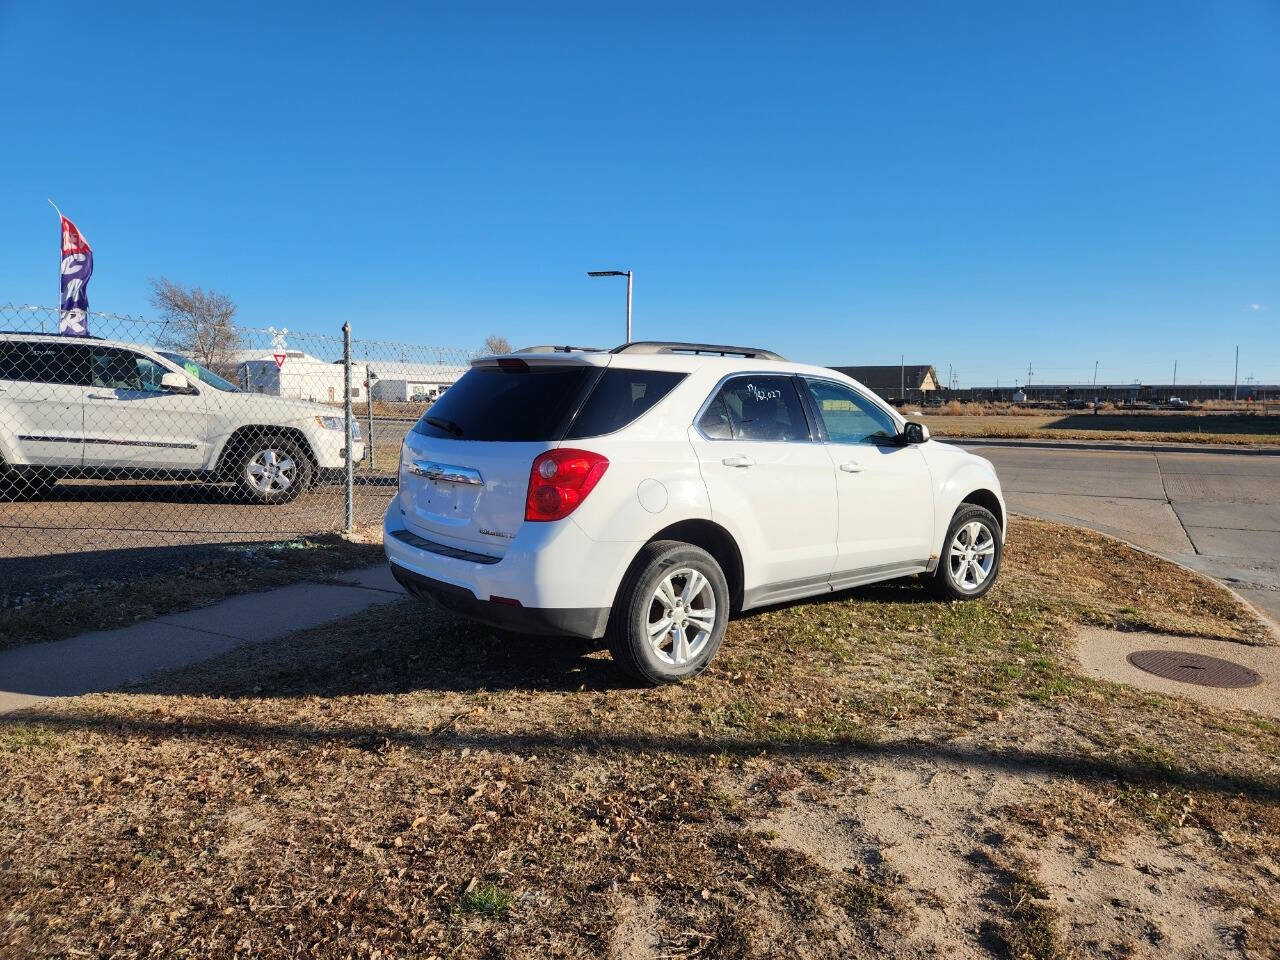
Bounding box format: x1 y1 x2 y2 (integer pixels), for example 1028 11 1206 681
232 435 312 504
606 540 729 685
928 505 1002 600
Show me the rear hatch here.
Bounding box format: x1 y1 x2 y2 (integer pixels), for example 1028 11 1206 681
397 355 607 558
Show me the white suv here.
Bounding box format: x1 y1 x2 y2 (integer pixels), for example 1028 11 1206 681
0 332 362 503
385 341 1006 684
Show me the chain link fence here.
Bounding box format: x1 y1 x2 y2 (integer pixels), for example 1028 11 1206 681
0 303 475 564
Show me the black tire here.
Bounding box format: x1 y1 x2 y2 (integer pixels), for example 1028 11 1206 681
928 504 1003 600
606 540 730 685
231 434 313 504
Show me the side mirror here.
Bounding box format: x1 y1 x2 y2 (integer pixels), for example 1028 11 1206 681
901 421 930 445
160 371 195 394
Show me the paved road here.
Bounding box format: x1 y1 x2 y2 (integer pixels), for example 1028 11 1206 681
962 443 1280 627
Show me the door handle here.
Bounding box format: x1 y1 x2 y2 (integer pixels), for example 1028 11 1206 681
721 456 754 468
839 462 863 473
86 393 117 400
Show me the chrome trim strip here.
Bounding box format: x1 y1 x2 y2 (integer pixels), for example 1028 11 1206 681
410 460 484 485
84 437 200 450
21 434 198 451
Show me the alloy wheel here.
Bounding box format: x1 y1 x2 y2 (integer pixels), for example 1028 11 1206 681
948 520 995 592
247 448 297 494
646 567 717 667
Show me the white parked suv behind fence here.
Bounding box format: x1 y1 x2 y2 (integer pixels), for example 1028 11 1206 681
0 331 363 503
0 304 479 563
386 341 1007 684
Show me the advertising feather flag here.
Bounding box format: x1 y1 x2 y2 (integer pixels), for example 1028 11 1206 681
51 202 93 336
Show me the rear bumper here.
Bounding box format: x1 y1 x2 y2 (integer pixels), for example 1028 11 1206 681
390 562 609 639
383 502 635 639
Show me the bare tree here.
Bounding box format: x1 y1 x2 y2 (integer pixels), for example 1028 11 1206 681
149 277 242 372
483 334 513 355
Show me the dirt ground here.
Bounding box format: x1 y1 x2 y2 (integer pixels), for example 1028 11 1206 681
1 518 1277 959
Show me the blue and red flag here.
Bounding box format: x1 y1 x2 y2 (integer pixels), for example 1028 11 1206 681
57 213 93 336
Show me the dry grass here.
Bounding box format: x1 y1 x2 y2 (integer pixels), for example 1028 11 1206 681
0 536 382 650
919 412 1280 446
1 518 1276 958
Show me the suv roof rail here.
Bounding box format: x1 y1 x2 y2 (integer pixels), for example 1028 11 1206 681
514 344 607 354
611 340 786 361
0 330 104 340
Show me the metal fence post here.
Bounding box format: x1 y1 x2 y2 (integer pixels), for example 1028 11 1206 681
365 364 375 469
343 322 354 535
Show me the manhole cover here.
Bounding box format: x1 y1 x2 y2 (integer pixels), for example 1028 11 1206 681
1127 650 1261 689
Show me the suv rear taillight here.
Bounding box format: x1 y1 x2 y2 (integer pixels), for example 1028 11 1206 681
525 448 609 522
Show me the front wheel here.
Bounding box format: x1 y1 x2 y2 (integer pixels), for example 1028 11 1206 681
606 540 730 685
928 505 1003 600
232 435 313 504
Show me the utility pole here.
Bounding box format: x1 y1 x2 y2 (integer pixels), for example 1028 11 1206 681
1172 360 1177 389
1233 345 1239 401
1092 360 1098 387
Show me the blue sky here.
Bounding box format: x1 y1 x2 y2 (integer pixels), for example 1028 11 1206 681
1 1 1276 386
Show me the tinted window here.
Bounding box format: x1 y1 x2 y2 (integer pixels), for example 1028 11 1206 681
565 369 686 439
697 375 811 442
0 341 90 385
803 378 898 444
90 347 152 391
412 366 592 441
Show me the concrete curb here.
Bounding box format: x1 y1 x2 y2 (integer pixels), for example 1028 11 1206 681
948 437 1280 457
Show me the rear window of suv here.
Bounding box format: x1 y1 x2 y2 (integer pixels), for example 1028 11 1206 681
411 364 685 442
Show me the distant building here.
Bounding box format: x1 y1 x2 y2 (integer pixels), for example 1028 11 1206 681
365 360 467 402
829 364 940 404
234 349 359 404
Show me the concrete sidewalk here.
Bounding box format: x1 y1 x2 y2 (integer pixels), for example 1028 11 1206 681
0 565 405 715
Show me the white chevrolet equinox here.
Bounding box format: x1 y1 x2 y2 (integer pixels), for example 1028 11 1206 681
385 341 1006 684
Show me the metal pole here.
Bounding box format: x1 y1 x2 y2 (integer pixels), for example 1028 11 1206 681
365 364 375 469
1233 345 1239 402
1172 360 1177 389
626 270 633 343
343 322 354 535
900 355 904 405
1092 361 1098 387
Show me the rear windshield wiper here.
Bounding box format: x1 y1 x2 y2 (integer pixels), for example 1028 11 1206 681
422 416 464 437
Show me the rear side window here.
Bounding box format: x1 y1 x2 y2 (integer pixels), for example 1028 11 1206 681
565 369 686 439
0 341 91 386
696 375 811 442
412 366 593 441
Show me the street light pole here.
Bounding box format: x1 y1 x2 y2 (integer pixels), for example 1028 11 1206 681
588 269 633 343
